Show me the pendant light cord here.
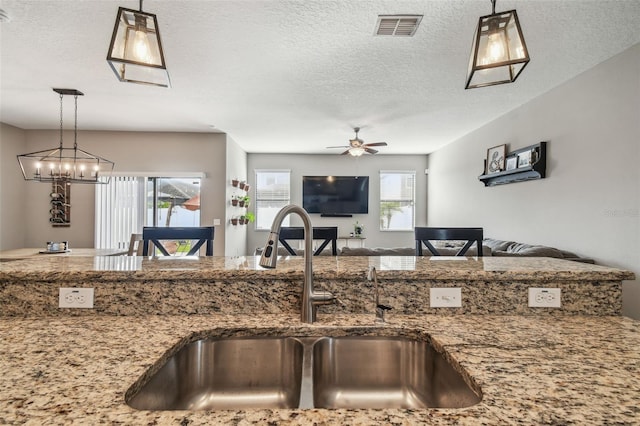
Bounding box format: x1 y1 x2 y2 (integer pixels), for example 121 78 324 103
58 93 64 151
491 0 496 14
73 94 78 152
139 0 143 11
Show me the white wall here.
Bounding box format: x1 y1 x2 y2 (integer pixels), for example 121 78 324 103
428 44 640 319
225 136 248 256
247 153 428 254
0 123 28 250
11 130 229 255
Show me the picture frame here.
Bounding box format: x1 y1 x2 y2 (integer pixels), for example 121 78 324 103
505 155 518 171
486 144 506 174
517 150 532 168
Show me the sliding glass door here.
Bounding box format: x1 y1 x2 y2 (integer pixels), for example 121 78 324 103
96 176 201 250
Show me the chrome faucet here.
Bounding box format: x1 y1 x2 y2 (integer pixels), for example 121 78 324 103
259 204 335 323
368 266 392 323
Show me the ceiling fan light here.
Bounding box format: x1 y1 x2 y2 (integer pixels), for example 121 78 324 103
107 4 170 88
465 1 530 89
349 147 366 157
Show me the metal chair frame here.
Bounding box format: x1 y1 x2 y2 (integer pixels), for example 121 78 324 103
415 227 484 256
142 226 214 256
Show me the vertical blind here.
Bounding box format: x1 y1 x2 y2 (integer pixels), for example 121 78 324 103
95 176 145 249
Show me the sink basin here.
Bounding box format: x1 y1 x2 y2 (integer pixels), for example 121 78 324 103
126 337 304 410
312 336 481 409
127 334 481 410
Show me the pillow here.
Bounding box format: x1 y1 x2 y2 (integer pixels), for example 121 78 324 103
503 243 564 257
483 238 515 252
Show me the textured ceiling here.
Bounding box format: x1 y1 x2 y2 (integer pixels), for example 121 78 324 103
1 0 639 155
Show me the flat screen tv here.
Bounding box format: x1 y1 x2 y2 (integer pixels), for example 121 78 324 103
302 176 369 215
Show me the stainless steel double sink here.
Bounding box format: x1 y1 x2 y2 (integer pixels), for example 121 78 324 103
126 335 482 411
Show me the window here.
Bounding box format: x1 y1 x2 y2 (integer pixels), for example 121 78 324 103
255 170 290 230
379 171 415 231
95 175 201 249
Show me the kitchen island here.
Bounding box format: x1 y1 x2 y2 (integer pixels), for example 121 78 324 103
0 255 633 316
0 255 637 424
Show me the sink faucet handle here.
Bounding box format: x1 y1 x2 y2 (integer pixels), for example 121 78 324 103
311 290 336 306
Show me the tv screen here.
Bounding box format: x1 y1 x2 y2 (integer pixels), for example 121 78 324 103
302 176 369 215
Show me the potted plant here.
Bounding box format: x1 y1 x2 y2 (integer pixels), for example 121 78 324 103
241 195 250 208
239 215 247 225
231 178 239 187
245 212 255 223
354 221 364 237
231 195 239 206
230 217 239 226
239 180 246 190
244 183 250 192
238 197 245 207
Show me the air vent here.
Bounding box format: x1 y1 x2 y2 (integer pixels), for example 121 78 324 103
375 15 422 36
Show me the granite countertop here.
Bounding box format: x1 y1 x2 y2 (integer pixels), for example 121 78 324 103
1 313 639 424
0 255 634 282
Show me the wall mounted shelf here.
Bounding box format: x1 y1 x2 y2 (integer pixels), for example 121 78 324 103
479 142 547 187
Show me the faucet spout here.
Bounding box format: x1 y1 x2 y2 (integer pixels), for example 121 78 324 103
259 204 335 323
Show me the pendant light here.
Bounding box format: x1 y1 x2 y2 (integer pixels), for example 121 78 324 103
107 0 170 87
465 0 530 89
17 89 115 184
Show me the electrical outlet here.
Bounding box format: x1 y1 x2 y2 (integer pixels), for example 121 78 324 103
59 288 94 308
528 288 561 308
430 287 462 308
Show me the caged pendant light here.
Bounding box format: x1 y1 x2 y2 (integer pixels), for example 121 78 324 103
465 0 530 89
107 0 170 87
17 89 115 184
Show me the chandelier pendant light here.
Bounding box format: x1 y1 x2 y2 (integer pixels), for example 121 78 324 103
465 0 530 89
17 89 115 184
107 0 170 87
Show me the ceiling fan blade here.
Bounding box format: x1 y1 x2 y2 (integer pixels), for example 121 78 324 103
364 147 379 155
364 142 387 147
326 145 350 149
340 149 351 155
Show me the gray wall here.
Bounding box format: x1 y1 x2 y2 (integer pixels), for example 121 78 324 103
246 153 428 254
428 43 640 319
2 129 231 255
0 123 28 250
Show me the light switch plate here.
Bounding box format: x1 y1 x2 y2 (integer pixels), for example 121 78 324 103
430 287 462 308
59 288 94 308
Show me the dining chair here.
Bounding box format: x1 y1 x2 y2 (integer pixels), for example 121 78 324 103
142 226 215 256
127 233 144 256
414 227 484 256
278 226 338 256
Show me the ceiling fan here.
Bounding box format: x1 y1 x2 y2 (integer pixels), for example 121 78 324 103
326 127 388 156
